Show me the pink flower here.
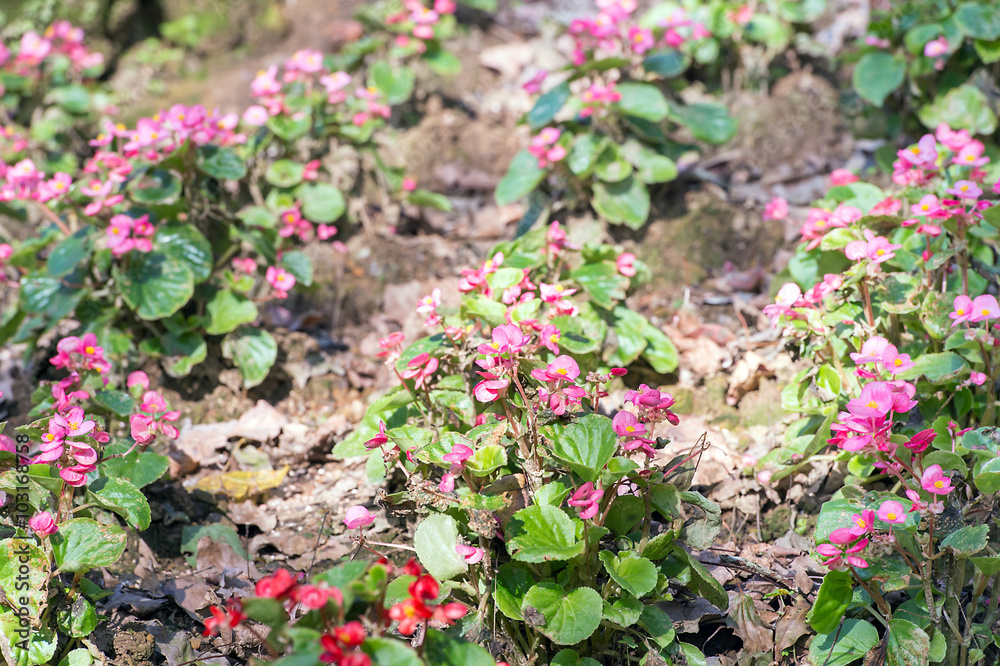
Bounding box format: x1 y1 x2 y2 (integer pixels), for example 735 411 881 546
936 124 972 151
130 414 158 444
762 283 802 325
456 544 484 564
29 511 58 536
401 352 439 390
287 49 324 73
849 509 875 537
567 482 603 520
846 382 894 419
616 252 637 277
950 295 974 326
970 371 987 386
844 229 901 264
763 196 788 221
531 355 580 383
480 324 529 356
881 344 914 375
266 266 296 298
439 473 456 493
364 421 389 450
850 336 890 364
905 428 936 453
53 406 95 437
921 465 953 495
242 105 270 126
946 180 981 199
968 294 1000 323
416 289 441 314
612 411 646 438
911 194 941 217
627 26 655 54
232 257 258 274
538 324 561 354
876 500 906 524
954 141 988 168
443 443 474 464
522 69 548 94
317 224 337 240
472 374 509 402
344 505 375 529
402 177 417 192
829 169 858 186
923 36 948 58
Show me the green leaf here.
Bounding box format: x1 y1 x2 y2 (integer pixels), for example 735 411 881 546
0 539 48 615
239 205 276 228
939 524 988 557
222 327 278 388
180 523 248 567
970 556 1000 576
414 514 467 581
56 596 98 638
592 176 650 229
130 168 182 204
159 330 208 377
520 583 602 645
362 637 421 666
86 477 151 530
494 563 534 620
671 544 728 610
496 150 546 206
599 551 657 597
638 604 676 648
52 518 127 573
47 226 92 278
99 442 168 489
641 317 679 373
605 495 645 536
59 648 94 666
408 188 453 211
678 490 722 550
206 289 258 335
466 444 507 477
266 159 305 188
621 140 677 184
669 102 738 144
887 618 930 666
896 352 967 383
527 81 570 130
602 596 644 628
568 133 608 177
91 390 135 417
954 2 1000 40
594 144 633 183
974 38 1000 64
643 49 690 77
267 113 311 141
114 252 194 321
852 52 905 107
975 457 1000 494
423 630 496 666
0 612 57 666
615 82 668 121
370 60 415 105
197 145 247 180
917 85 998 135
422 45 462 76
745 13 792 49
281 250 314 287
540 413 617 483
20 273 86 320
808 569 854 634
299 183 346 223
507 504 584 562
154 222 213 283
808 618 879 666
570 262 629 309
242 597 287 628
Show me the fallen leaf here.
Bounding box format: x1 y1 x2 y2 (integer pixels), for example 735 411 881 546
232 400 289 442
727 591 774 655
191 466 289 501
773 598 811 658
726 351 774 405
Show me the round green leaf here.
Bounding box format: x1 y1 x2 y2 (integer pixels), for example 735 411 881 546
59 647 94 666
594 144 633 183
206 289 258 335
86 477 152 530
114 252 195 321
954 2 1000 40
493 563 534 620
99 442 168 489
129 168 182 205
939 524 988 557
0 539 48 615
745 13 792 49
299 183 346 223
281 250 314 287
20 273 87 319
592 176 650 229
370 60 415 105
887 618 929 666
852 52 906 107
414 514 467 581
267 113 310 140
154 222 212 283
496 150 546 206
423 629 496 666
615 82 669 121
222 327 278 388
160 331 208 377
51 518 127 573
669 101 738 145
917 84 998 135
47 226 92 278
808 569 853 634
0 614 57 666
599 551 657 597
643 49 690 78
466 444 507 477
361 637 421 666
809 619 878 666
605 495 645 537
975 457 1000 494
197 145 247 180
56 596 98 638
540 413 617 483
521 583 602 645
507 504 584 563
91 390 135 417
266 159 305 188
621 141 677 183
568 133 608 177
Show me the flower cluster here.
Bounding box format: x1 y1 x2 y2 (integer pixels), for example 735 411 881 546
5 21 105 78
611 385 678 458
528 128 566 168
568 1 710 64
387 561 468 635
385 0 457 53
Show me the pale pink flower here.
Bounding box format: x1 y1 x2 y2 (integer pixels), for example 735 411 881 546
456 544 484 564
616 252 637 277
829 169 858 186
968 294 1000 323
344 505 375 529
876 500 906 524
921 464 953 495
763 196 788 221
29 511 58 536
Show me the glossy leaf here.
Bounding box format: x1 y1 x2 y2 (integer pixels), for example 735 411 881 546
520 583 602 645
540 413 617 482
414 513 467 581
222 327 278 388
506 504 584 563
51 518 127 573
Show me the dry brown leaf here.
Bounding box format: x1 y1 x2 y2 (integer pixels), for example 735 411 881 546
728 591 774 655
726 351 774 405
773 598 811 659
191 466 289 501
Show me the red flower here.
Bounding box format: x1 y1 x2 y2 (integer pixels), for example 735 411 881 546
255 568 299 600
431 602 468 625
402 558 423 577
292 584 330 609
202 600 245 636
320 634 343 663
388 598 432 635
334 621 366 648
408 574 440 602
340 654 372 666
